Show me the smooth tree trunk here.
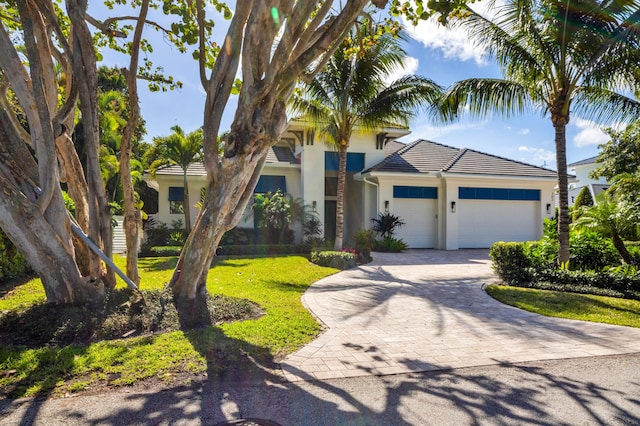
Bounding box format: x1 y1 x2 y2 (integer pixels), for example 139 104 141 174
119 0 151 285
334 142 348 250
553 118 571 265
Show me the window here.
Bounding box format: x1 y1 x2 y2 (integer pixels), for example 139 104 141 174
393 186 438 199
458 187 541 201
325 177 338 196
254 175 287 193
168 186 184 214
324 152 365 172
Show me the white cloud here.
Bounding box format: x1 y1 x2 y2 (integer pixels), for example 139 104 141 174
402 119 489 141
572 118 609 147
518 146 556 167
404 16 487 65
402 1 505 65
519 128 530 135
383 56 420 85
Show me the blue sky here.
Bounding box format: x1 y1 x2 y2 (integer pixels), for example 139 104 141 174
91 3 614 171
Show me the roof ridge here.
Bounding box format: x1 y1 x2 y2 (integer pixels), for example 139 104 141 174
462 147 557 173
441 148 466 172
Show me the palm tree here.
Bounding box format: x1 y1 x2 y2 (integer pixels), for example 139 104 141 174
152 126 204 233
290 23 443 250
572 193 639 264
440 0 640 264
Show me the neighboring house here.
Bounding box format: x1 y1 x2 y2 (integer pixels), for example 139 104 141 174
147 121 557 249
567 156 609 206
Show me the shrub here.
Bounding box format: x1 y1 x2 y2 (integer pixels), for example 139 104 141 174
0 230 31 282
216 244 309 256
310 250 356 270
572 186 594 221
375 236 408 252
569 230 619 270
371 213 405 239
353 229 377 263
489 242 532 285
149 246 183 257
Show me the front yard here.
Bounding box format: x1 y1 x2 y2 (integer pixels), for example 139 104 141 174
0 256 337 398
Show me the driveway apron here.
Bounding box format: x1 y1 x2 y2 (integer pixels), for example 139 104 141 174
281 249 640 381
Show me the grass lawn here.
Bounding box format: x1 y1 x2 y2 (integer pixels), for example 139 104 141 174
486 285 640 328
0 255 337 398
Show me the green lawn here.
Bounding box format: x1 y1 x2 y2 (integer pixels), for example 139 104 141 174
486 285 640 328
0 255 337 398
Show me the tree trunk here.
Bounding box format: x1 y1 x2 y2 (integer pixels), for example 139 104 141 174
183 169 192 234
0 184 103 304
119 0 150 285
611 230 634 264
334 142 348 250
553 119 571 265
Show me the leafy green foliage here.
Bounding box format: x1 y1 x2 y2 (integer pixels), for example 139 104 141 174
354 229 377 263
489 242 533 285
0 231 31 282
375 236 409 252
310 251 356 270
371 212 406 239
572 186 593 221
591 122 640 180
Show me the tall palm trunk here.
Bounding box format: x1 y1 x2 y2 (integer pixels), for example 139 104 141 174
553 116 571 265
334 142 348 250
182 169 191 233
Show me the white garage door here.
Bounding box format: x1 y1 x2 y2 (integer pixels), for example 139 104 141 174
458 199 539 248
394 198 438 248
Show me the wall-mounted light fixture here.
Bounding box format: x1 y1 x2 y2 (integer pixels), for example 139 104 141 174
546 203 551 214
312 200 317 212
451 201 456 213
384 200 389 212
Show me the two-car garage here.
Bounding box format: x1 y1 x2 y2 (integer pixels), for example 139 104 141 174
390 184 545 249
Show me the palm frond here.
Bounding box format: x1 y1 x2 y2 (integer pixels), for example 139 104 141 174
573 86 640 123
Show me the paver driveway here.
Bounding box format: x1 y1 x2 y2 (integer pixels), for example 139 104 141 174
281 249 640 381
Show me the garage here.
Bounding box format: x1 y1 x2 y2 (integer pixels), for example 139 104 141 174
392 186 438 248
458 187 541 248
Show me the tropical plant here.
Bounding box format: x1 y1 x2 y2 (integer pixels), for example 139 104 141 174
572 193 640 264
610 171 640 209
151 126 204 233
572 186 594 221
440 0 640 265
290 22 442 250
371 212 405 239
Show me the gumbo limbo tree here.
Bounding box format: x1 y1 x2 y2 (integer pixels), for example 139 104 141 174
0 0 466 306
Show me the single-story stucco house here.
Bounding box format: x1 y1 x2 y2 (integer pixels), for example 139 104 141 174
146 121 558 249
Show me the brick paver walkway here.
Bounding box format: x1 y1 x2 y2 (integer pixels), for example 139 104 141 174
281 249 640 381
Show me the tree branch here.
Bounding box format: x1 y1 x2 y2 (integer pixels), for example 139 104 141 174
195 0 209 88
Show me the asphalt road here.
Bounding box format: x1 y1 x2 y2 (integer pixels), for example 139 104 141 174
2 353 639 425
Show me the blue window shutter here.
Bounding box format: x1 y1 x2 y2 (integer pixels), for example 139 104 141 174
254 175 287 193
168 186 184 201
324 152 366 172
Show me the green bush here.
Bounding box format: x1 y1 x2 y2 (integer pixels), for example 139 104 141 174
149 246 183 257
489 242 533 285
528 268 640 300
354 229 377 263
375 236 408 252
0 230 31 282
570 230 619 270
217 244 309 256
310 250 356 270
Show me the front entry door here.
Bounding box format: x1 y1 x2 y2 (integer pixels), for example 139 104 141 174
324 200 337 243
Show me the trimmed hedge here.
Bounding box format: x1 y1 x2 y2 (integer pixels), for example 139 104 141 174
490 241 640 301
310 251 356 270
147 244 311 258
